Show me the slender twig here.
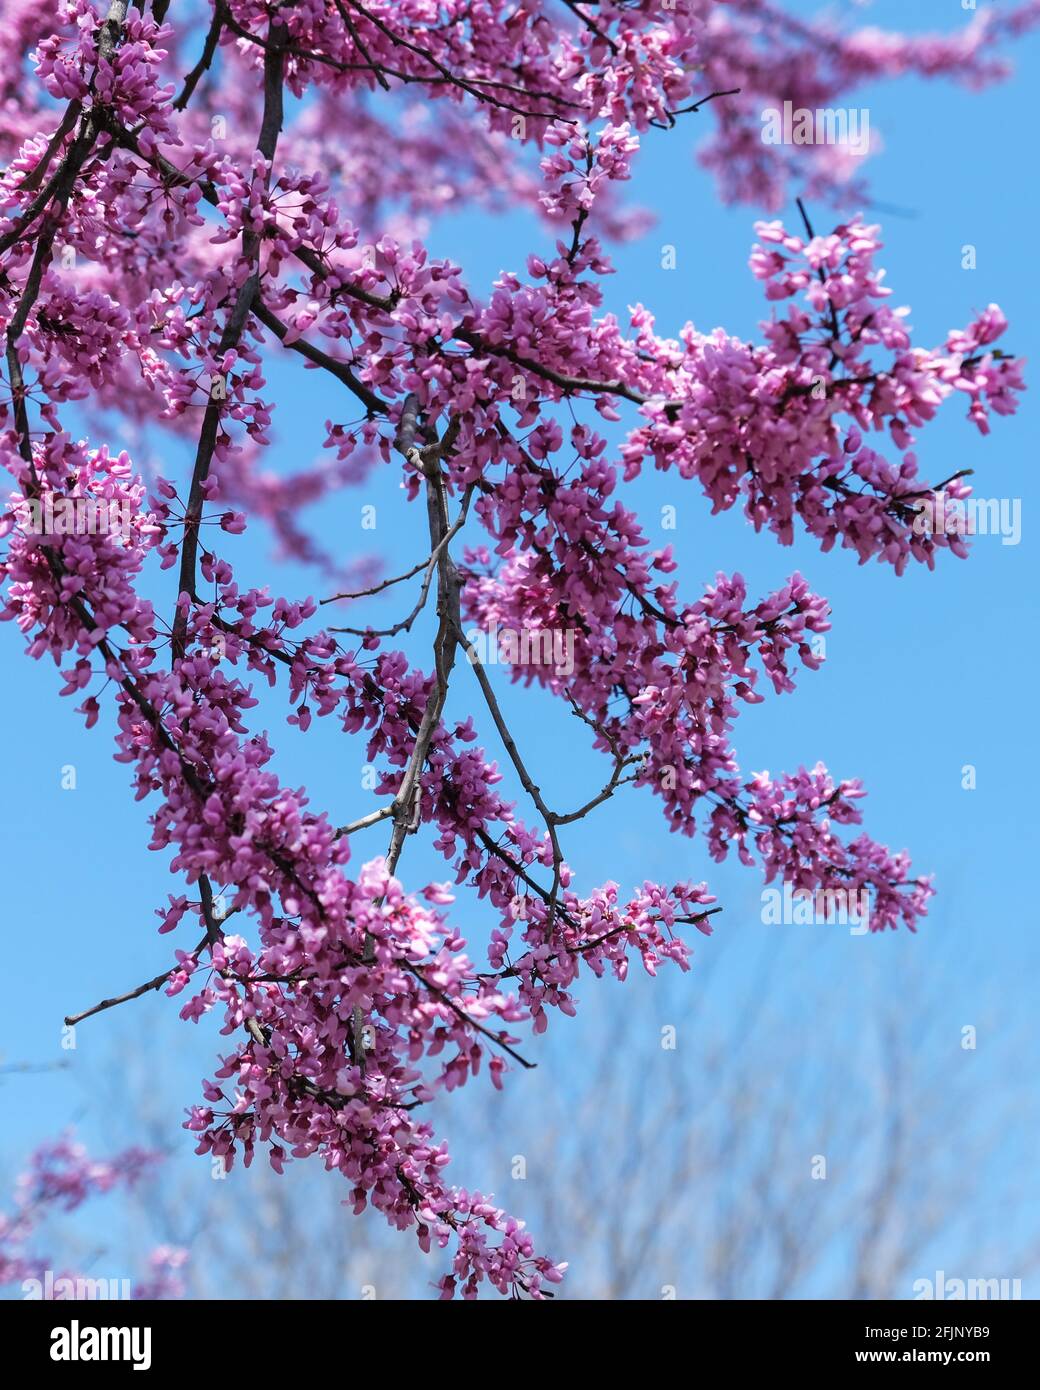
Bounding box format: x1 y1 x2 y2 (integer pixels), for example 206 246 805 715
796 196 842 357
651 87 742 129
252 297 387 417
559 1 619 55
171 21 288 663
173 0 227 110
322 557 433 606
329 486 474 638
65 933 210 1027
334 0 391 91
454 624 565 927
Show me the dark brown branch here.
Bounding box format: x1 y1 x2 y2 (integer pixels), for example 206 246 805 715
170 21 288 663
65 933 209 1027
252 297 387 417
651 87 742 130
173 0 227 111
559 1 619 55
334 0 391 91
14 102 82 198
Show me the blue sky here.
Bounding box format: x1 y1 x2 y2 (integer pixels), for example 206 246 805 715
1 0 1038 1297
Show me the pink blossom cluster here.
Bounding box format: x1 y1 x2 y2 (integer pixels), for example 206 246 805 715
0 0 1029 1297
707 765 933 934
0 1135 185 1298
694 0 1040 207
622 218 1024 572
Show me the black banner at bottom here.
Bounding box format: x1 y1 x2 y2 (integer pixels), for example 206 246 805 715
0 1296 1032 1371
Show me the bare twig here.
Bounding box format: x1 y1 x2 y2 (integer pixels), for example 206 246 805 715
329 485 474 639
65 933 210 1027
174 0 227 111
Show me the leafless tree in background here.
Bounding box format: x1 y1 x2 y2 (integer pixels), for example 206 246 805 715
33 926 1031 1300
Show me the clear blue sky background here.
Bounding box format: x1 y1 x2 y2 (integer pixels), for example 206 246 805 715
1 0 1037 1297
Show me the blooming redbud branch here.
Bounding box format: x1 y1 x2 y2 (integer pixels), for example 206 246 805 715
0 0 1031 1299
